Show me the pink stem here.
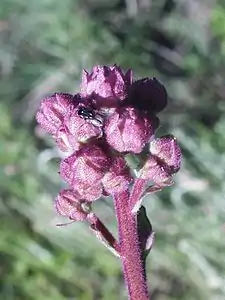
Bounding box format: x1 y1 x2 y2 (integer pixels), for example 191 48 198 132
129 179 147 213
114 190 150 300
87 213 120 256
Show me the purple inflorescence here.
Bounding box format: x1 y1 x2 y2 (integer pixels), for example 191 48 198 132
36 64 182 221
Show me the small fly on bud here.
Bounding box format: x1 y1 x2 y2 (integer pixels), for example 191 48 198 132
77 106 103 127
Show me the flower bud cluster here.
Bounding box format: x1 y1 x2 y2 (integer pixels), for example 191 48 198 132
36 65 181 221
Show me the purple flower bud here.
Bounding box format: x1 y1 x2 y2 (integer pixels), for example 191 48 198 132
65 107 103 142
139 135 182 184
60 144 112 187
139 155 172 184
80 65 133 106
127 77 167 113
54 189 91 221
36 93 76 136
104 106 158 153
102 157 132 194
55 125 80 152
73 180 103 202
55 106 104 152
150 135 182 173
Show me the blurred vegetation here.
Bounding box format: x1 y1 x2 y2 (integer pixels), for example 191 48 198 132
1 0 225 299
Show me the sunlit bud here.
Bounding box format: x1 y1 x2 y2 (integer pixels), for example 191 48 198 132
104 106 158 153
73 180 103 202
80 65 133 108
36 93 76 135
102 157 132 194
139 155 172 184
60 144 112 187
54 189 91 221
150 135 182 173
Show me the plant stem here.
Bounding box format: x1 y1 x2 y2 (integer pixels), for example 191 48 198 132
114 190 150 300
129 179 147 213
87 213 120 257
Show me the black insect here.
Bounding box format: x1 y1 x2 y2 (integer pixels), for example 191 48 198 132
78 106 95 120
77 106 103 127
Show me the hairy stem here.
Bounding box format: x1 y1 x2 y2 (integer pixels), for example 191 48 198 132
114 190 150 300
129 179 147 214
87 213 120 257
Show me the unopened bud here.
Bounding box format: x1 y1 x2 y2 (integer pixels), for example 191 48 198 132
81 65 133 104
150 135 182 173
60 144 112 187
102 157 132 194
127 77 167 113
105 106 158 153
54 189 91 221
36 93 76 136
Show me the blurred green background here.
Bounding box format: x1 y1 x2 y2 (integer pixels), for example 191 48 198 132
1 0 225 299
